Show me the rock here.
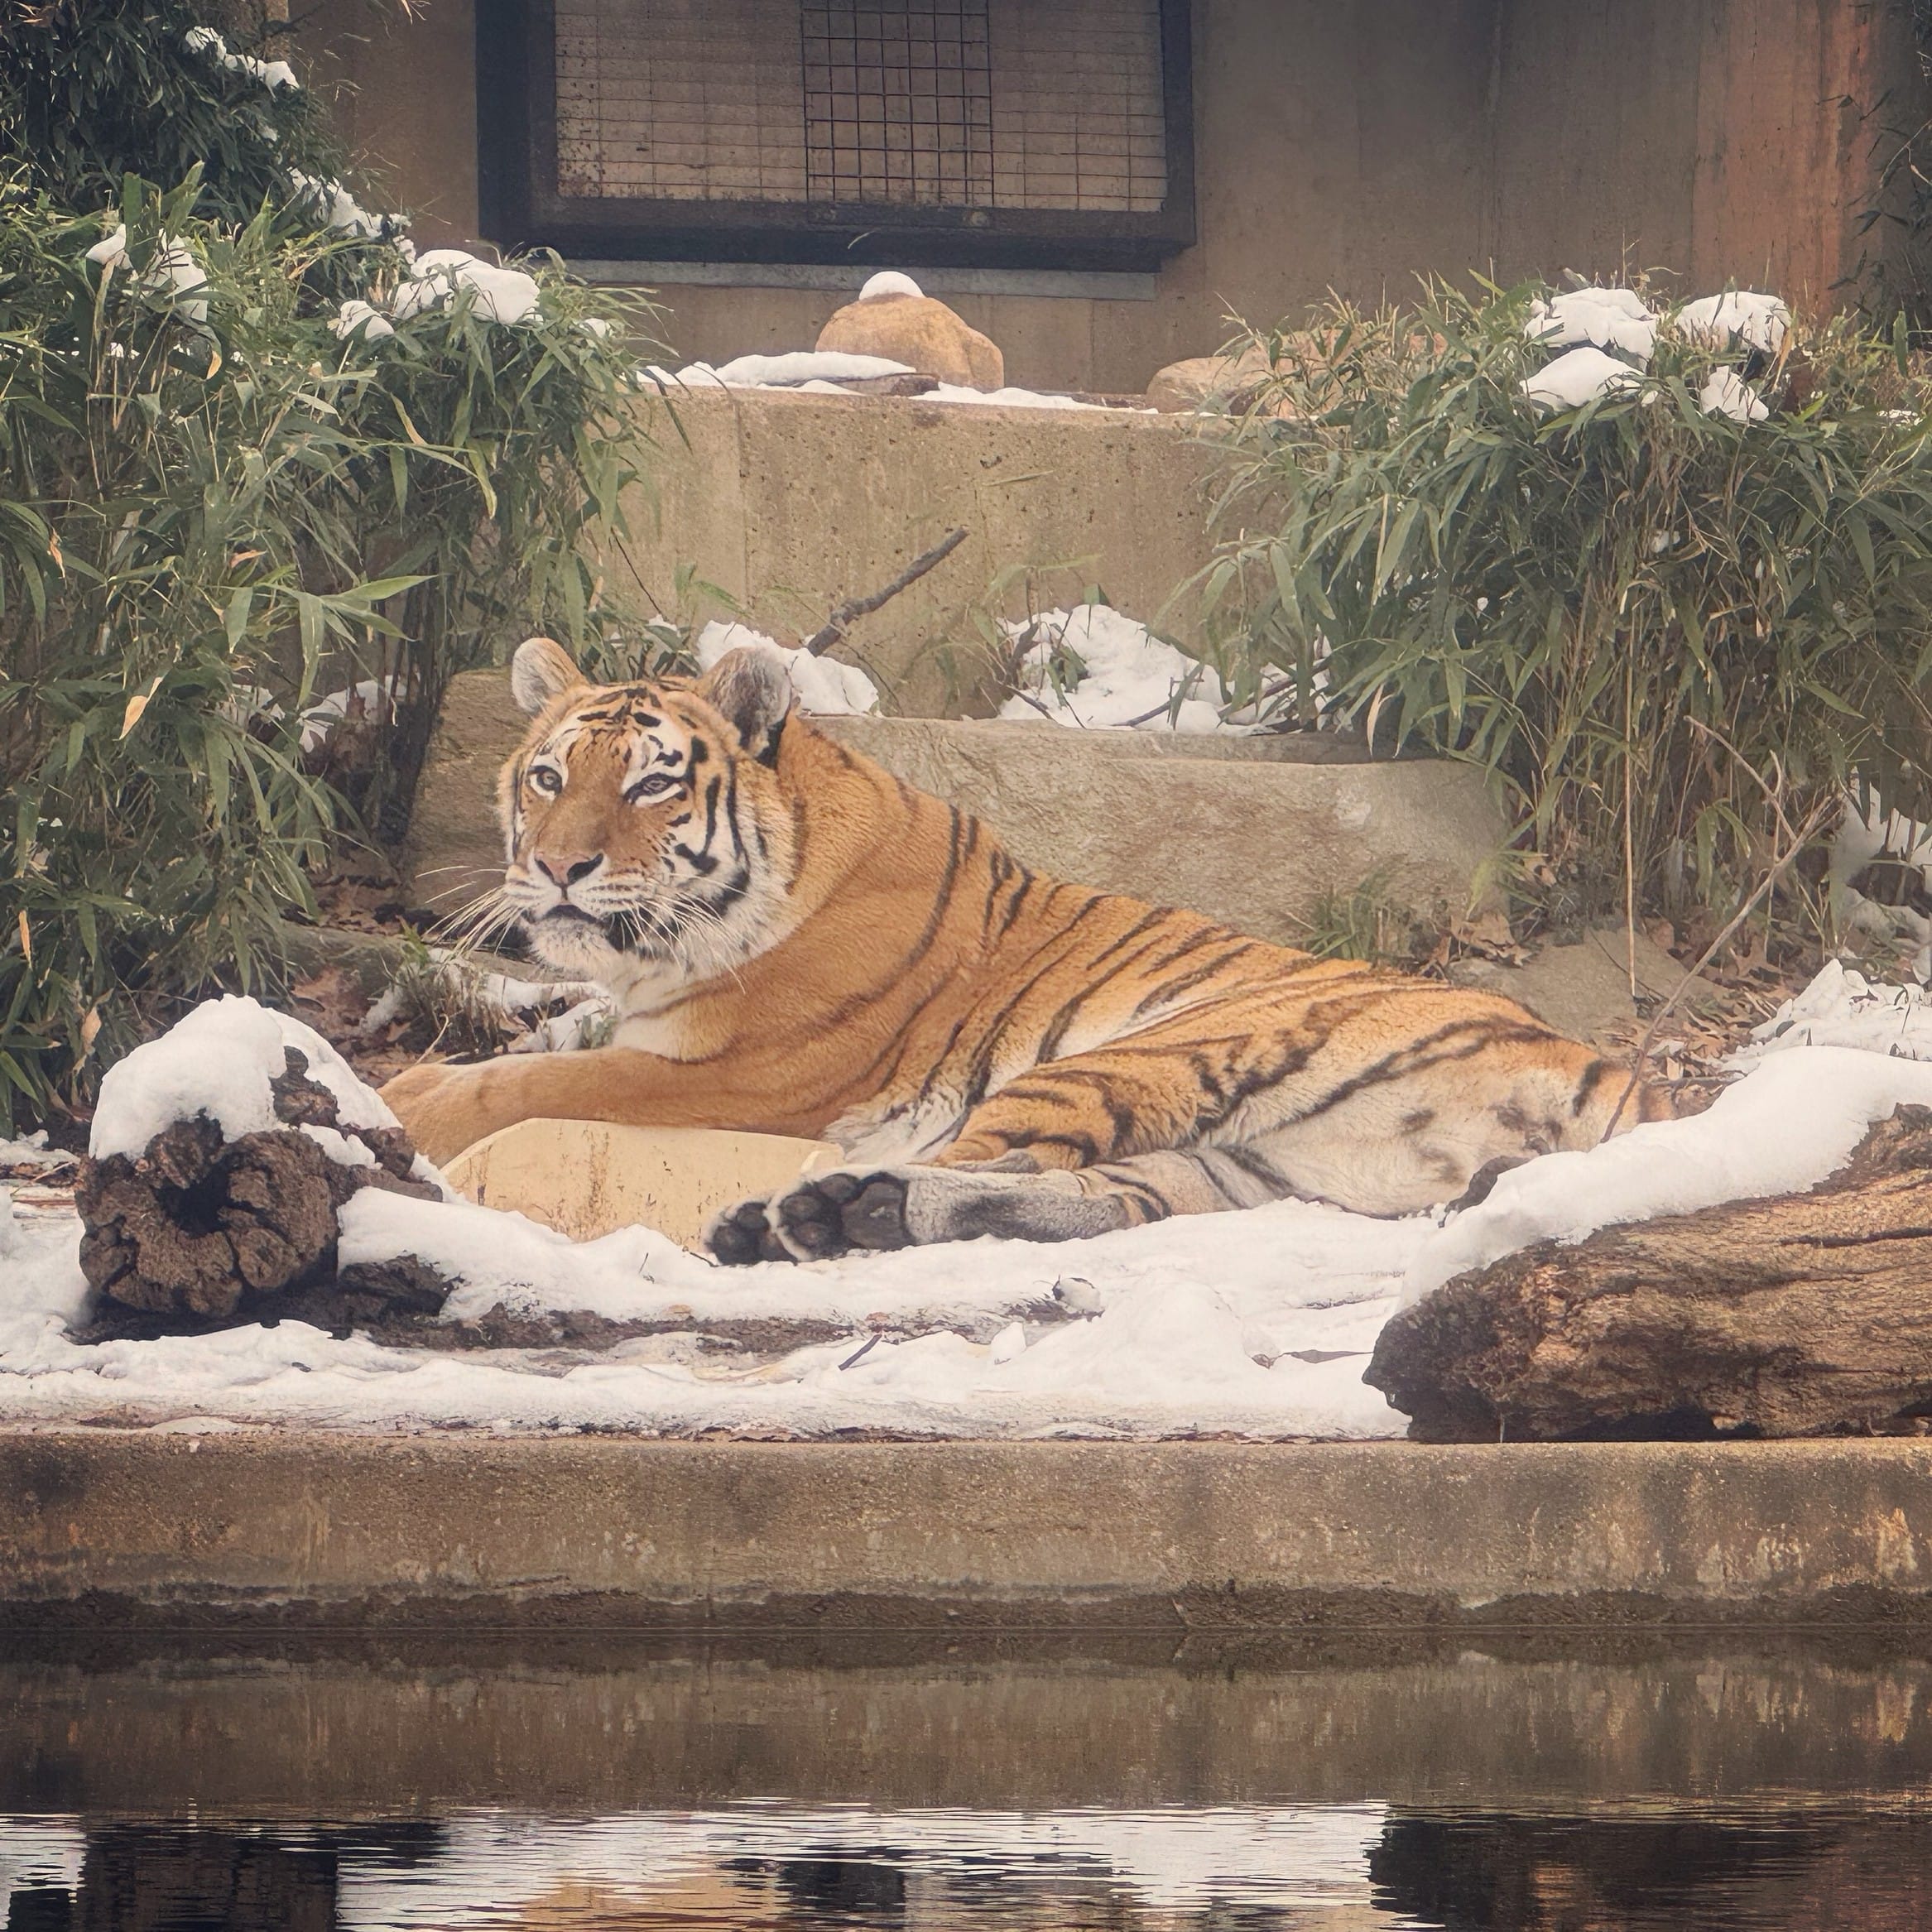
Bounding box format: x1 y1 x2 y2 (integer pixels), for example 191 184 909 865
1367 1106 1932 1442
74 1048 442 1338
817 291 1005 390
1448 924 1718 1044
441 1118 840 1249
402 674 1512 954
1146 345 1275 413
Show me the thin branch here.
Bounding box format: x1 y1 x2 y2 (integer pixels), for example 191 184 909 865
803 526 968 656
1598 796 1836 1143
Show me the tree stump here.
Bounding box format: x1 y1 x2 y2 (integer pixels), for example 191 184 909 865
74 1048 443 1338
1366 1105 1932 1442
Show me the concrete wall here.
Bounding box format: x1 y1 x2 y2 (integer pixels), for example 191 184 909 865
302 0 1912 395
623 386 1221 715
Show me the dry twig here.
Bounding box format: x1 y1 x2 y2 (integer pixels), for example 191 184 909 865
803 526 968 656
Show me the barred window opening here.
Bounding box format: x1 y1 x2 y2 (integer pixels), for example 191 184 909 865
552 0 1169 216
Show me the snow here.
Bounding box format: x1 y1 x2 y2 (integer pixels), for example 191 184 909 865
1526 286 1658 360
184 24 298 91
392 249 541 327
1727 961 1932 1066
290 170 386 240
1520 345 1642 412
297 675 397 752
16 966 1932 1439
859 270 925 300
2 1174 1412 1435
999 604 1231 733
1400 1036 1932 1307
922 382 1116 411
642 354 1127 411
694 619 879 716
1677 291 1790 357
652 351 915 390
329 298 393 344
84 226 208 325
1699 366 1769 424
1831 791 1932 980
88 995 399 1162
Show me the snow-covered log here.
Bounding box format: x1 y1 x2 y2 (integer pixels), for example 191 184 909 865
74 1000 443 1335
1367 1105 1932 1442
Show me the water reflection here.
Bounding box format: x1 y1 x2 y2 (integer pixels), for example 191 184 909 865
7 1636 1932 1930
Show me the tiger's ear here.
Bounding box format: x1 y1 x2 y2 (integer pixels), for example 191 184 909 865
697 646 793 765
510 635 584 715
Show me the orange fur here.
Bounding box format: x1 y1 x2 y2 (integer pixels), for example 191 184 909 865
382 642 1670 1259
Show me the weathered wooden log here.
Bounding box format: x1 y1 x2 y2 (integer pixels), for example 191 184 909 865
1366 1105 1932 1442
74 1048 442 1338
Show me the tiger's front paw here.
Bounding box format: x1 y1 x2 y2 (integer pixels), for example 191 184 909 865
706 1170 916 1265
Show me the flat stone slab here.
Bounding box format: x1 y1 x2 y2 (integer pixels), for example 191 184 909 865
7 1433 1932 1627
404 671 1507 950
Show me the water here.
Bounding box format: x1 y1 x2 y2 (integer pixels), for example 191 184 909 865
7 1632 1932 1929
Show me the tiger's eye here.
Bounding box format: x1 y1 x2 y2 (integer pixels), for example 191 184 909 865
530 766 563 795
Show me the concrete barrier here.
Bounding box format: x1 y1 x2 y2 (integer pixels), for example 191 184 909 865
7 1433 1932 1627
623 387 1223 717
403 672 1507 944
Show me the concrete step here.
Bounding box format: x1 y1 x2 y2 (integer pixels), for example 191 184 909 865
403 670 1507 950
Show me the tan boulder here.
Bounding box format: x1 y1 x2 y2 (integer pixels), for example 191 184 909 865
817 288 1005 391
1146 345 1276 413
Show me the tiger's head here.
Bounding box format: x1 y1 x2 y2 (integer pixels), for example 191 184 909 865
495 636 798 983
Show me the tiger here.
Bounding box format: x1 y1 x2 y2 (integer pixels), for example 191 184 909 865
379 635 1670 1263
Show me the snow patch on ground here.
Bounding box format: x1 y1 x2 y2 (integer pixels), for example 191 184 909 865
1727 961 1932 1066
12 967 1932 1439
999 605 1232 733
694 619 879 716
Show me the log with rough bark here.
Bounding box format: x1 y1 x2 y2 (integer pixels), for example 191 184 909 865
74 1048 443 1338
1366 1105 1932 1442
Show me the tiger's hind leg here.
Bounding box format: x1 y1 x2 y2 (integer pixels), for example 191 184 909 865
707 1147 1287 1265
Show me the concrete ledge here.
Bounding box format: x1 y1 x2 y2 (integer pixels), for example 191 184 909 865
7 1435 1932 1628
405 678 1506 946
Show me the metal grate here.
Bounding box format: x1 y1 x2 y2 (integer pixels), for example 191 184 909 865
802 2 994 208
552 0 1167 213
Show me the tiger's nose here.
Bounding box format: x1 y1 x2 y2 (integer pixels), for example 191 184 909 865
534 851 602 888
